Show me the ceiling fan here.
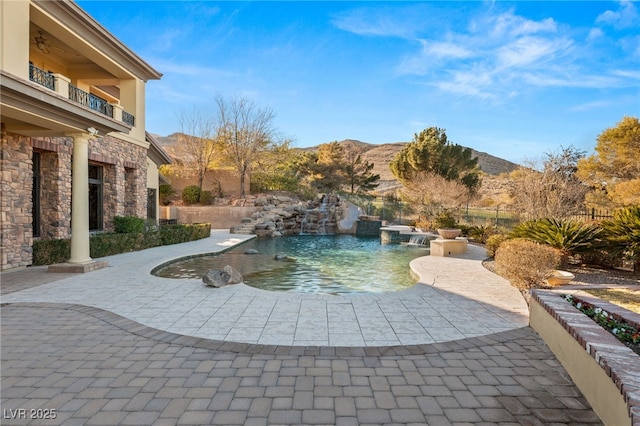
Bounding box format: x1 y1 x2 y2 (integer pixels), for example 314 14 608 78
33 30 66 54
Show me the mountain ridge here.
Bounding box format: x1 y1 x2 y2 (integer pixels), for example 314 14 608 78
151 134 519 179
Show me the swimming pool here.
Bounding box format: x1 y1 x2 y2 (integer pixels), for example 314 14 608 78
154 235 429 294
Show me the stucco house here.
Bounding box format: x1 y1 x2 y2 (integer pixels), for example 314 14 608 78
1 0 167 271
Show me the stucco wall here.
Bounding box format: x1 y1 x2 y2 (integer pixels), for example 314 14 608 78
165 169 249 199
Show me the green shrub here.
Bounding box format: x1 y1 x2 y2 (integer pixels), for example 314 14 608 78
160 223 211 245
495 238 561 290
485 233 507 257
182 185 201 205
467 225 495 243
32 239 71 266
32 223 210 265
199 190 213 205
90 232 161 258
434 210 457 229
114 216 145 234
577 249 623 269
510 218 603 266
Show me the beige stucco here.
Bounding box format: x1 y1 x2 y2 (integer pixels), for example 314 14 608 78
529 299 631 426
1 1 30 78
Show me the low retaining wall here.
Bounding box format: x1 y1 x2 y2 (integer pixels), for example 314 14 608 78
160 206 261 229
530 289 640 426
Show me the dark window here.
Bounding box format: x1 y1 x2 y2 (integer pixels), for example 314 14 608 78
88 164 103 231
32 152 41 237
147 188 157 220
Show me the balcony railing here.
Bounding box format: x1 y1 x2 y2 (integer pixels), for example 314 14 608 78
69 84 114 118
29 63 55 90
122 110 135 127
27 63 135 127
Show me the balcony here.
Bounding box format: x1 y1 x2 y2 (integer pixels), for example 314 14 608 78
28 63 135 126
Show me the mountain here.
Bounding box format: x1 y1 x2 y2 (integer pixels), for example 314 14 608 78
301 139 519 180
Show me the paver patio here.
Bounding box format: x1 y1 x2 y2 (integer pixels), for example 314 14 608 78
0 230 602 424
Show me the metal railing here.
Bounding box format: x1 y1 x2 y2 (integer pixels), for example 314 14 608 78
28 63 55 90
69 84 114 118
122 110 135 126
27 63 135 126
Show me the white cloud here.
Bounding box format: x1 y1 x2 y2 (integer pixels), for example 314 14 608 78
588 27 604 40
496 36 572 69
568 100 614 112
596 0 639 29
331 6 418 38
422 40 473 59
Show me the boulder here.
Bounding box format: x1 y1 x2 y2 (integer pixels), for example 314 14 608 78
203 265 243 287
223 265 243 284
244 249 259 255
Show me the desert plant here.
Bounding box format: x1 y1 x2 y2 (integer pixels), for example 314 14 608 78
159 184 176 205
467 225 495 243
434 210 458 229
182 185 202 205
510 218 603 267
485 233 507 257
601 206 640 273
495 238 561 290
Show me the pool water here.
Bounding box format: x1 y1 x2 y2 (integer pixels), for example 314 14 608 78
154 235 429 294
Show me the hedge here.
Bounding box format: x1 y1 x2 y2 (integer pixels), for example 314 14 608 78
32 222 211 266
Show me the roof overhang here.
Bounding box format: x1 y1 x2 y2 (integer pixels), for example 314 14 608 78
31 0 162 82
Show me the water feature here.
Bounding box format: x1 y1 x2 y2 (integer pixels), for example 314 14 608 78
407 234 429 245
154 235 429 294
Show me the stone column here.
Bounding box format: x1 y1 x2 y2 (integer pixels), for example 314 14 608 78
67 132 93 264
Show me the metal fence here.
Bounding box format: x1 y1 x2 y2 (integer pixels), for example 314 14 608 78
344 194 616 229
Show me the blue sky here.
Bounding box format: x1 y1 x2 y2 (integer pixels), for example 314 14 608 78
78 1 639 164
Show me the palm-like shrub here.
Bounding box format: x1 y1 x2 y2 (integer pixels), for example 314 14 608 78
510 218 603 267
601 206 640 273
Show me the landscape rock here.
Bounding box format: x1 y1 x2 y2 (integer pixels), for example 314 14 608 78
223 265 243 284
203 265 243 287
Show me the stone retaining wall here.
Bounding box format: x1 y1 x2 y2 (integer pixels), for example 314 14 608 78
1 127 149 270
530 289 639 426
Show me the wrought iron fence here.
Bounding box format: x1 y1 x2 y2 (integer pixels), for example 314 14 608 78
28 63 55 90
68 84 113 118
122 110 135 126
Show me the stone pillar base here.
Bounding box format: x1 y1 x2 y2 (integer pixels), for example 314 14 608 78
430 239 468 256
48 261 108 273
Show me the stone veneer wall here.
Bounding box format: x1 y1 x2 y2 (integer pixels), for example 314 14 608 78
89 136 147 231
0 126 148 270
1 126 34 269
38 137 72 239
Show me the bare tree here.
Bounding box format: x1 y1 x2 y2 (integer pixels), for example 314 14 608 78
215 95 276 198
170 110 219 191
509 145 588 219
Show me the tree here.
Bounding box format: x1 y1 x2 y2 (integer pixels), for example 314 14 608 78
250 140 304 193
343 145 380 195
577 116 640 208
215 95 277 198
390 127 480 212
307 142 346 193
166 111 220 191
509 145 588 219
